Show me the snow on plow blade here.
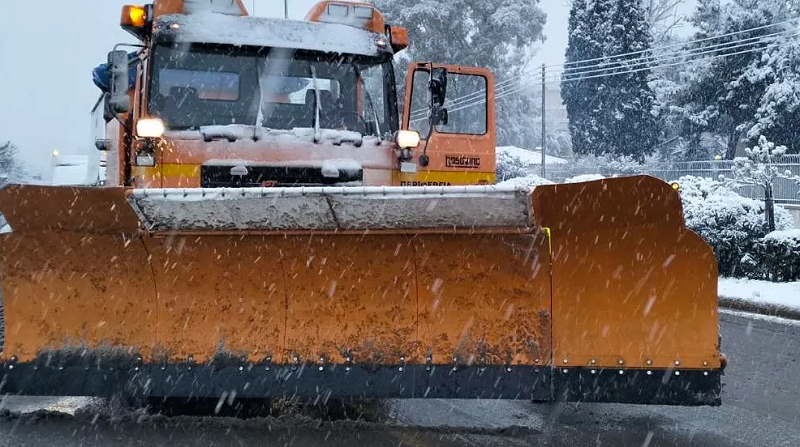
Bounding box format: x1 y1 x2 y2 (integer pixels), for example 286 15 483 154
0 177 723 405
130 185 534 232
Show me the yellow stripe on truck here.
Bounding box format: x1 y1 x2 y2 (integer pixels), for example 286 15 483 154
162 164 200 177
393 170 495 186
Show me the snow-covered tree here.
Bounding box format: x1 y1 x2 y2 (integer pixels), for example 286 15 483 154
743 34 800 151
676 174 794 276
562 0 661 161
725 135 800 231
0 141 25 186
666 0 800 157
373 0 547 147
644 0 686 45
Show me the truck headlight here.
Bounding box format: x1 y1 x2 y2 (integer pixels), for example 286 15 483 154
395 130 420 149
137 118 165 138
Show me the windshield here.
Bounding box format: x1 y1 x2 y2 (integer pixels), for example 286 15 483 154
148 44 397 137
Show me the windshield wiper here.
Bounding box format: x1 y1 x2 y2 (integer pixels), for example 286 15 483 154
310 65 321 143
353 64 382 138
253 58 264 141
363 88 382 137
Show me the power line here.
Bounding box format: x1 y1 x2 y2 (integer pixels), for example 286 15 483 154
555 28 794 80
411 20 800 117
556 40 787 85
547 15 800 70
471 43 779 112
410 27 798 119
422 39 788 117
423 28 794 114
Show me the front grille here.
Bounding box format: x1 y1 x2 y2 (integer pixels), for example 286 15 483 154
200 165 363 188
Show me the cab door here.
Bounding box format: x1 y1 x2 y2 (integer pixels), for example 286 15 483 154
399 63 496 186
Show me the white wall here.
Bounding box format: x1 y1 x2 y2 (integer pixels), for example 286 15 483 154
785 204 800 229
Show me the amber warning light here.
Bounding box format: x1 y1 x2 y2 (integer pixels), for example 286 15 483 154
122 5 147 27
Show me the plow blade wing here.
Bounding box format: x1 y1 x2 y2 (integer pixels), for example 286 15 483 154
0 177 723 405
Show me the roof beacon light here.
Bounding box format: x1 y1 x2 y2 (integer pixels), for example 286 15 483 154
122 5 147 27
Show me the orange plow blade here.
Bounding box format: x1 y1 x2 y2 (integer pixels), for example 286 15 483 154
0 176 724 405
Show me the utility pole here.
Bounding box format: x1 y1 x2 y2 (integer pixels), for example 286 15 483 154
541 63 547 178
285 0 289 18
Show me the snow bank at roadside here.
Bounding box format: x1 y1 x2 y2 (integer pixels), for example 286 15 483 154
565 174 606 183
496 146 568 165
495 174 553 188
718 277 800 312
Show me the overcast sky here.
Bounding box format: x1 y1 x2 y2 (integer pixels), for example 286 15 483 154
0 0 695 178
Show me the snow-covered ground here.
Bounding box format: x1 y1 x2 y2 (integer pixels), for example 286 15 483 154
718 277 800 312
496 146 568 165
495 174 553 188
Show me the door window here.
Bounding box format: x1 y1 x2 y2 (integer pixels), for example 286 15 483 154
408 69 488 137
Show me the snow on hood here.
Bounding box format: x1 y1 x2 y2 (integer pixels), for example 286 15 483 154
169 125 365 146
155 13 389 57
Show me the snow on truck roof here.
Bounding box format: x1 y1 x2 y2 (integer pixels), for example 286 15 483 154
154 13 391 57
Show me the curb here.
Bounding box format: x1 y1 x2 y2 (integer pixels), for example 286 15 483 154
719 296 800 321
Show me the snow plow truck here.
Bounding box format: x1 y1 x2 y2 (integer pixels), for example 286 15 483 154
0 0 725 406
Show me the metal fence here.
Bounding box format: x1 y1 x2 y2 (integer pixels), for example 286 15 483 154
544 155 800 205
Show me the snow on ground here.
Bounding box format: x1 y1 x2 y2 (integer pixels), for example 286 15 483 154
718 277 800 311
565 174 606 183
495 174 553 188
496 146 568 165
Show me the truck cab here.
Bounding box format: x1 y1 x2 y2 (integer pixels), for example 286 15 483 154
95 0 496 189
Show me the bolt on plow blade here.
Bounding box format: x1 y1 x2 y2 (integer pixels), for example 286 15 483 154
0 177 724 405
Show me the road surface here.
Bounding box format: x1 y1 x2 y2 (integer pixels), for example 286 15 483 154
1 310 798 446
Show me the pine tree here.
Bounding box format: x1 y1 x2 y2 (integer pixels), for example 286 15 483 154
666 0 800 157
562 0 660 160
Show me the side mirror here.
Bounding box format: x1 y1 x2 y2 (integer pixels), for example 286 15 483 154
107 50 131 113
431 107 448 126
429 67 447 108
94 138 111 151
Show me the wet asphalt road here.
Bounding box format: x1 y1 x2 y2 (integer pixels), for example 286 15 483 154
1 310 798 447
